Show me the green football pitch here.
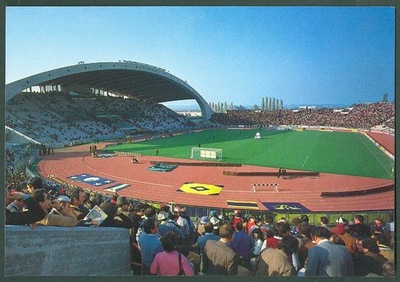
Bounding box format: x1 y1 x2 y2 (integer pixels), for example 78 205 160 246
106 129 393 179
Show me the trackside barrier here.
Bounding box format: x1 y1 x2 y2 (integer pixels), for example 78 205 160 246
223 171 320 178
320 184 394 198
252 183 279 192
150 161 241 167
114 151 142 157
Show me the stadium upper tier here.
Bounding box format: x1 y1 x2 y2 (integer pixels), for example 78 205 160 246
5 61 214 120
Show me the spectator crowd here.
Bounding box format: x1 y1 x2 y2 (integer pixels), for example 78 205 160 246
211 102 394 130
5 174 395 277
6 91 198 148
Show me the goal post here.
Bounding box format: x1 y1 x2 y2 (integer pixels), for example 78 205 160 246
190 147 223 161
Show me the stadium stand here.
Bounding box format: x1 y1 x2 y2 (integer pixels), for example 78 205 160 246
6 91 198 148
210 102 394 130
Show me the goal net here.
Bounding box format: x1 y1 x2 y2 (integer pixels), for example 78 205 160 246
190 147 223 161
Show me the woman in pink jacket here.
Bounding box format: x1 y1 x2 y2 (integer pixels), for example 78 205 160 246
150 231 194 276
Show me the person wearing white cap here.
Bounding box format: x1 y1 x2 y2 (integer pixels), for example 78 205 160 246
157 211 183 238
31 189 78 227
210 217 221 236
195 216 209 237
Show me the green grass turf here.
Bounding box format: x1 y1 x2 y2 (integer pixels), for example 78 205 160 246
106 129 393 179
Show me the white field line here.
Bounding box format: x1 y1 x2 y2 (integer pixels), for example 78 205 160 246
358 133 392 177
301 155 309 168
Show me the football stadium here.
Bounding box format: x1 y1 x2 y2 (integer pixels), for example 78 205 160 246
6 61 395 224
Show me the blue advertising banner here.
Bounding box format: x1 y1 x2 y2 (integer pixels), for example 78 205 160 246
68 173 115 186
262 202 310 212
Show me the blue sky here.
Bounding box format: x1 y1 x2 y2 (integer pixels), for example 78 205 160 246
6 6 395 108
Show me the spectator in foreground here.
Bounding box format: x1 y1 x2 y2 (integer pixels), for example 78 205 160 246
100 202 134 229
117 196 131 216
196 222 220 273
305 226 353 277
6 191 46 226
352 214 371 238
353 237 388 276
256 234 299 276
157 211 183 238
138 218 163 275
150 231 194 276
203 224 238 275
69 188 87 220
7 193 26 213
32 189 78 227
230 221 251 269
26 176 43 194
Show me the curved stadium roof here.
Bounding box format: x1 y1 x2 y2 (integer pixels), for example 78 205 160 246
5 61 213 120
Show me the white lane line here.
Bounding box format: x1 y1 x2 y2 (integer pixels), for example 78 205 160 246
302 155 309 168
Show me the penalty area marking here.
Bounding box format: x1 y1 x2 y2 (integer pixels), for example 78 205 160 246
301 155 309 168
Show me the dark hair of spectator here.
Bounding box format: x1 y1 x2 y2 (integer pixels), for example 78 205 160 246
254 218 262 224
204 222 214 233
134 203 146 212
31 188 47 203
278 235 299 256
371 232 390 246
160 231 180 252
300 215 309 223
297 222 312 237
354 214 365 223
311 226 332 239
360 237 380 254
265 216 274 225
144 206 156 218
27 177 42 190
320 216 329 225
142 218 157 234
275 221 291 237
235 221 244 231
251 228 264 240
69 188 83 202
103 202 118 218
265 229 275 238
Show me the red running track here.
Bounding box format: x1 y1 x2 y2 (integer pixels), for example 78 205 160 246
367 132 395 155
37 143 394 212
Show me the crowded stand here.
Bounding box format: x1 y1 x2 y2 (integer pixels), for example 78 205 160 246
5 171 395 277
210 102 394 130
5 91 197 148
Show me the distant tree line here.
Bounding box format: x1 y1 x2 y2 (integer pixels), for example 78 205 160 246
261 97 284 110
209 96 284 113
210 92 391 113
